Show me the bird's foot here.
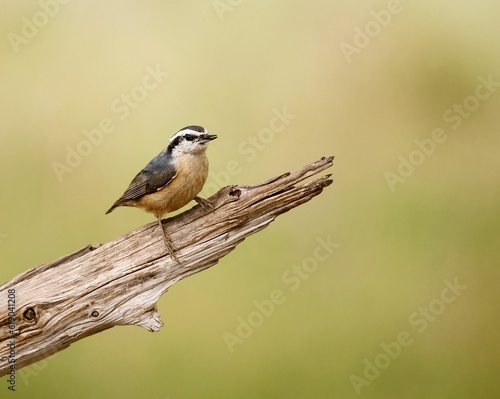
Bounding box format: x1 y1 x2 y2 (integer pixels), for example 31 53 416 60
157 218 180 263
163 237 180 263
194 196 213 209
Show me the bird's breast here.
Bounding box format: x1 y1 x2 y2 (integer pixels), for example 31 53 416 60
136 152 209 217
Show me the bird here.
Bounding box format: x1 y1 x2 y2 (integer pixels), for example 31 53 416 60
106 125 217 262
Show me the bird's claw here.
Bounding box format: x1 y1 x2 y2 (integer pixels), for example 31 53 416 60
194 196 214 209
157 218 180 263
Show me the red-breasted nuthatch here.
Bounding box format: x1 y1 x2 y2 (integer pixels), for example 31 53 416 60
106 125 217 261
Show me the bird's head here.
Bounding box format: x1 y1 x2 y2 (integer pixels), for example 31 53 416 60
169 125 217 154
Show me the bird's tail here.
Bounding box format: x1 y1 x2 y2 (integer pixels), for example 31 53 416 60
105 203 119 215
105 206 115 215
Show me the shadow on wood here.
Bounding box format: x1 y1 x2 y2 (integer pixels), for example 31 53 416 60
0 156 334 376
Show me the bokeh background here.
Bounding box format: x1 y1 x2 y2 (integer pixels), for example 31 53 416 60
1 1 499 398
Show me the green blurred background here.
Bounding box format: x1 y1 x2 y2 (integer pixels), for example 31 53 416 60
1 1 499 398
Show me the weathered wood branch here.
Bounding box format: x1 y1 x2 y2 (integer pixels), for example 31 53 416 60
0 156 334 376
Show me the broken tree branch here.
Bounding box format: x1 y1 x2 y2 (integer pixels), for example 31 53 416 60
0 156 334 376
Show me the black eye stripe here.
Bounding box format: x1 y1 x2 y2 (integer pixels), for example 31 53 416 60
184 134 196 141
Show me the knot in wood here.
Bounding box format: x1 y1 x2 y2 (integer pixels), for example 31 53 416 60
23 307 36 321
90 310 99 318
229 187 241 198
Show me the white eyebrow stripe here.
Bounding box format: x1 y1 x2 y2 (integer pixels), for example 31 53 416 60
169 127 207 143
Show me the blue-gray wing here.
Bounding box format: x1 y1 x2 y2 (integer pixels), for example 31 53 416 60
106 150 176 213
120 165 176 200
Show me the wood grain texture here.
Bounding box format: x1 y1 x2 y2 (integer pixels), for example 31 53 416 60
0 156 334 376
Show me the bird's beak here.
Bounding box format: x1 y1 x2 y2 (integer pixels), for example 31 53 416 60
200 134 217 143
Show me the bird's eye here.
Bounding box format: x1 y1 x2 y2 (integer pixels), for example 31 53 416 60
184 134 196 141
